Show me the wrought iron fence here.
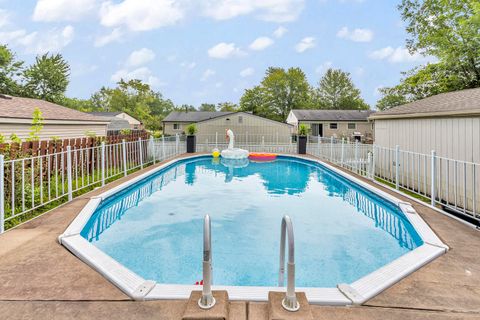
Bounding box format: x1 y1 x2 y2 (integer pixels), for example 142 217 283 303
0 135 184 233
196 133 296 154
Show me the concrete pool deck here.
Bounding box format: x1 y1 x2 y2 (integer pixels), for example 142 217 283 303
0 154 479 319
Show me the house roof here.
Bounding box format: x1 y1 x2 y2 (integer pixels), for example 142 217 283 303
0 95 108 122
88 112 123 117
291 109 375 122
163 111 234 122
370 88 480 119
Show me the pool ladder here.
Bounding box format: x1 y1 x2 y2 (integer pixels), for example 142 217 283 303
198 214 215 309
278 215 300 312
197 214 299 312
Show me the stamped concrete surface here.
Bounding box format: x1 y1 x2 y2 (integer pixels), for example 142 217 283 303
0 154 479 319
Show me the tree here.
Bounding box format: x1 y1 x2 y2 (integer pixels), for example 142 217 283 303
315 69 369 110
0 45 24 96
23 53 70 103
239 67 311 121
399 0 480 87
378 1 480 107
199 103 216 111
217 102 238 112
376 88 408 110
27 107 44 142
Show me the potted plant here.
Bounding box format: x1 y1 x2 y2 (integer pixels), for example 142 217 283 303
297 124 309 154
186 123 197 153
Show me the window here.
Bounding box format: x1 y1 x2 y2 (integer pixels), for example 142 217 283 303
329 123 338 129
238 116 243 124
348 123 356 130
173 123 180 130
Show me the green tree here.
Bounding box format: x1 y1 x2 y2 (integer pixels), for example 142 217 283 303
23 53 70 103
217 102 238 112
240 67 311 121
0 45 24 96
27 107 44 142
400 0 480 87
199 103 216 111
376 88 408 110
315 69 369 110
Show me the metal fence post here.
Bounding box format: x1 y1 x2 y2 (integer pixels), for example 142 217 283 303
246 131 248 146
330 136 334 161
355 141 359 173
0 155 4 234
367 151 372 179
66 146 73 201
371 145 376 181
138 137 144 169
162 135 166 159
215 132 218 148
150 136 156 164
395 145 400 190
101 141 106 186
122 139 127 176
175 134 179 154
341 138 345 165
431 150 436 206
262 136 265 147
317 135 320 156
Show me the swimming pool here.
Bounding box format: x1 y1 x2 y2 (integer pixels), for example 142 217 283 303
60 154 447 304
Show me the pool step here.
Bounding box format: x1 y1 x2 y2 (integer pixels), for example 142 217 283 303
267 291 313 320
182 290 230 320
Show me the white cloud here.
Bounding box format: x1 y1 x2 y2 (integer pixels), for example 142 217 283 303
201 69 216 81
33 0 96 22
336 26 373 42
240 67 254 77
369 46 426 63
94 28 123 47
295 37 315 53
18 25 75 54
71 64 98 77
315 61 333 74
0 9 11 28
208 42 245 59
180 61 197 69
355 66 365 76
100 0 184 31
273 26 287 38
111 67 163 87
249 36 274 51
202 0 305 22
126 48 155 67
0 30 28 43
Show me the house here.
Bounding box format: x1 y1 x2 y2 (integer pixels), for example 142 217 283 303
287 109 375 142
163 111 293 143
162 111 233 135
0 94 109 141
370 88 480 163
88 112 143 130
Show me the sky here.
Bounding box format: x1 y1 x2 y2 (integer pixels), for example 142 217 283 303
0 0 432 109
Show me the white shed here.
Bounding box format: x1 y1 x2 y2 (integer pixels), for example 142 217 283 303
371 88 480 163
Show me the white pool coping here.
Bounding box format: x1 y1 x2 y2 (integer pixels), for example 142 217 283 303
59 154 448 305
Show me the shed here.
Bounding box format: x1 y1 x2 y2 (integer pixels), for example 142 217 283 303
370 88 480 163
0 94 109 141
88 112 143 130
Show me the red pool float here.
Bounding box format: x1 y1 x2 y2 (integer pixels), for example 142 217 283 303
248 153 277 161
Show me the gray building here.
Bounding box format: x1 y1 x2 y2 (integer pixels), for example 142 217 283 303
287 109 375 142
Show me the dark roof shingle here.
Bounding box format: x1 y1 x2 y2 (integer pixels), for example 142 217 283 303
371 88 480 119
291 109 374 121
163 111 234 122
0 95 108 122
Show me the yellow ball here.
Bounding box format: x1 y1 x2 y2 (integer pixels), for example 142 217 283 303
212 151 220 158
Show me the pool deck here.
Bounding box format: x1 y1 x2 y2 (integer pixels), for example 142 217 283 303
0 153 479 319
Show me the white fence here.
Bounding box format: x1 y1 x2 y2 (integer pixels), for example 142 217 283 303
307 137 480 224
0 135 185 233
196 133 297 154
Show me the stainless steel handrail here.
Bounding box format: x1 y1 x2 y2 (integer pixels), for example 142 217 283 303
278 215 300 311
198 214 216 309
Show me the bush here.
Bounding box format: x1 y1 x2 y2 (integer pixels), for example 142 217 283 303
186 123 197 135
298 124 310 136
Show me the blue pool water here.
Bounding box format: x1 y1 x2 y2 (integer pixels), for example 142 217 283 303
81 156 422 288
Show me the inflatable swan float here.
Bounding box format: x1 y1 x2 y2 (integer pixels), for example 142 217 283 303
220 129 249 159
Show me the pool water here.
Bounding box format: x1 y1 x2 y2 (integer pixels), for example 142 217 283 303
81 156 422 288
